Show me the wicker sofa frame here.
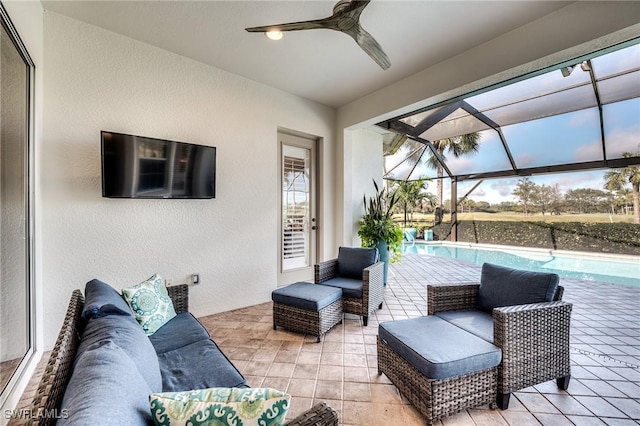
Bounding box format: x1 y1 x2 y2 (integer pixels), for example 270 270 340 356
377 335 498 425
427 282 572 409
19 285 338 426
314 259 384 326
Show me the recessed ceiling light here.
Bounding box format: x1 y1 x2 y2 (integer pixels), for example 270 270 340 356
265 30 283 41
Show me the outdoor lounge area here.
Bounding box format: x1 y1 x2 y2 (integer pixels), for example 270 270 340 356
2 2 640 425
12 253 640 425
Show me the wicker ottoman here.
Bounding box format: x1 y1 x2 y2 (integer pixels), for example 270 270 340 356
272 282 343 342
378 316 501 425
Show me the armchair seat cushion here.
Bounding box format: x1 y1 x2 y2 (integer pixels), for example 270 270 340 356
336 247 378 279
478 263 559 313
379 316 501 380
434 310 494 342
319 277 363 299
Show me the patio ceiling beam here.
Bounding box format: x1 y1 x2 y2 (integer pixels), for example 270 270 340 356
582 59 608 161
412 101 464 136
459 101 519 173
454 156 640 182
409 134 454 179
383 120 454 180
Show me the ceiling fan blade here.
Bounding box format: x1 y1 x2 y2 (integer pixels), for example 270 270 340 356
345 24 391 70
246 18 334 33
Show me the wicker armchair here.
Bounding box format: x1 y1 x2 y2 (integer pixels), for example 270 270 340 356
427 281 572 410
314 247 384 326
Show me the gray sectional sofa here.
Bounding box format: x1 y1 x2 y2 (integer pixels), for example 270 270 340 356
22 279 338 426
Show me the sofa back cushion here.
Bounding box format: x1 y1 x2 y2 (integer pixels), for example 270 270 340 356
78 314 163 392
336 247 378 280
478 263 559 313
82 279 132 321
59 341 154 426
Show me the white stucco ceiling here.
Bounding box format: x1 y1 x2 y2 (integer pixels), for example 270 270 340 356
41 0 573 108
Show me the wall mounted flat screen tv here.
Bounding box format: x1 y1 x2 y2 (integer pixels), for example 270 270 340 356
101 131 216 199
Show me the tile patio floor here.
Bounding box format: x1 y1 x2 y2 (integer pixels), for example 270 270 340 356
12 254 640 425
201 254 640 425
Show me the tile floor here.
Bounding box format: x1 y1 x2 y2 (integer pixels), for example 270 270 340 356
201 254 640 425
11 253 640 425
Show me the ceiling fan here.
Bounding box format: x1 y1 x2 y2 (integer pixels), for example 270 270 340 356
245 0 391 70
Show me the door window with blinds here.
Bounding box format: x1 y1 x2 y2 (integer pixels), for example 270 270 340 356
281 139 316 272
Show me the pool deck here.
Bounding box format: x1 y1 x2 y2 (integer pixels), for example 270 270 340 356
207 253 640 425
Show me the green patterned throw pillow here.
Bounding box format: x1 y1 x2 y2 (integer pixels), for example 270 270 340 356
149 387 290 426
122 274 176 336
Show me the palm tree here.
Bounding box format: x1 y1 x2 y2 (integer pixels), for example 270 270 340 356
603 153 640 224
391 178 434 226
426 134 480 207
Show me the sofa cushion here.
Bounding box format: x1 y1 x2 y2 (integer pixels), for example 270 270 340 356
478 263 559 313
82 279 132 321
149 312 211 355
378 316 501 380
149 387 290 426
435 310 494 342
122 274 177 335
336 246 377 280
271 282 342 311
59 341 154 426
158 339 247 392
319 277 362 299
77 314 162 392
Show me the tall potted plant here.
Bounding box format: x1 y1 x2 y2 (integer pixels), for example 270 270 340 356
357 179 403 285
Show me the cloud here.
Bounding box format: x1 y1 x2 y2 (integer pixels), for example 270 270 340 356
574 140 603 162
606 124 640 157
491 179 518 197
516 153 537 168
569 109 599 126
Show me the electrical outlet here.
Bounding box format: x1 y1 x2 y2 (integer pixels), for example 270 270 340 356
191 273 200 285
165 278 173 287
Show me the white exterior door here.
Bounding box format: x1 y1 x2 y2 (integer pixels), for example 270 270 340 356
278 132 317 286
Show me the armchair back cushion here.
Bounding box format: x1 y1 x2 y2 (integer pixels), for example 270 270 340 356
336 247 378 280
478 263 559 313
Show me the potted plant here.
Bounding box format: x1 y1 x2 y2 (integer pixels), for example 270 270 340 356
357 179 403 285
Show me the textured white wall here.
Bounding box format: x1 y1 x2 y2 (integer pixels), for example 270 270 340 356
348 129 383 248
41 11 335 349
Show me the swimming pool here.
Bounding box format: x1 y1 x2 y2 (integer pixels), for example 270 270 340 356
402 242 640 287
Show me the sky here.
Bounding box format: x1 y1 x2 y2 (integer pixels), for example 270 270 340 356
384 43 640 205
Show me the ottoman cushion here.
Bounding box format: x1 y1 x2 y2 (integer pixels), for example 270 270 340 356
435 310 494 342
272 282 342 311
379 316 501 380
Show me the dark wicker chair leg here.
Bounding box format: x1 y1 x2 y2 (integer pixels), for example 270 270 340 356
497 392 510 410
557 375 571 390
362 316 368 326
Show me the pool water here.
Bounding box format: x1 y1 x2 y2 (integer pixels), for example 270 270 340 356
402 242 640 287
